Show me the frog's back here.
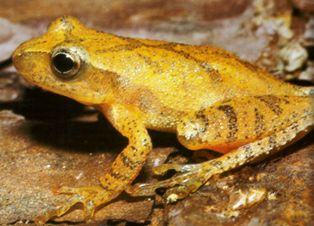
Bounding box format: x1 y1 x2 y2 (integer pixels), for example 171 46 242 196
166 43 304 96
110 37 308 106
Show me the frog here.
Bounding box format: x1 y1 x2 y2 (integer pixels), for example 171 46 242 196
12 16 314 223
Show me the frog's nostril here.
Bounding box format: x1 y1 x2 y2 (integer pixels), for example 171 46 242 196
12 46 23 62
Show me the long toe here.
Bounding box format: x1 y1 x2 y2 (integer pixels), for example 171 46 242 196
153 163 204 175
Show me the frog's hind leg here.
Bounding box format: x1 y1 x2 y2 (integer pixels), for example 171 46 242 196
127 114 312 200
126 96 313 201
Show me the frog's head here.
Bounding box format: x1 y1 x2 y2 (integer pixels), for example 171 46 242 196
13 16 117 105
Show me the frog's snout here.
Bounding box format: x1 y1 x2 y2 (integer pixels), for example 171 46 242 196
12 42 51 85
12 42 30 71
12 46 24 72
12 39 42 72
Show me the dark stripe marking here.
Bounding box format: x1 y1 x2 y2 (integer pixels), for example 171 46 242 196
96 42 142 53
195 109 209 133
218 105 238 142
137 53 164 74
254 108 264 137
95 40 222 82
256 96 283 115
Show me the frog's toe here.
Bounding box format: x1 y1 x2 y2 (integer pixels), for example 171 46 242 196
153 163 201 175
57 185 103 196
36 186 106 223
164 178 204 202
126 182 157 196
56 186 79 194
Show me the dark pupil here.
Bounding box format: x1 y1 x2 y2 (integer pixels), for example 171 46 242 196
53 53 74 73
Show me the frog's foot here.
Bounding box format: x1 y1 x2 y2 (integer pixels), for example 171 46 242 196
127 158 224 201
35 185 107 224
126 165 209 201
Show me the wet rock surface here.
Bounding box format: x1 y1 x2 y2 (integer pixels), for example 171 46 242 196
0 0 313 225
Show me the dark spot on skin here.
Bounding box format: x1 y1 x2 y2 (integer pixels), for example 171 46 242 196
290 122 299 131
102 185 113 192
119 151 145 170
110 171 128 180
256 142 262 146
214 131 222 139
212 160 223 169
195 109 209 133
268 135 277 149
244 147 253 160
119 152 136 169
281 96 290 104
291 112 298 119
244 144 251 151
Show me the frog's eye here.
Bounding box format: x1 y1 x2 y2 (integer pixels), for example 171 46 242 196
51 49 81 79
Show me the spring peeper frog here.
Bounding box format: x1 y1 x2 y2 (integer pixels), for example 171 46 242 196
13 16 313 222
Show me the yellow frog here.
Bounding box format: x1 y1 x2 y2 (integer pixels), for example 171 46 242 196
13 16 314 222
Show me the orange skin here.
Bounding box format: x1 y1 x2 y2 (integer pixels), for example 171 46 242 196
13 16 314 223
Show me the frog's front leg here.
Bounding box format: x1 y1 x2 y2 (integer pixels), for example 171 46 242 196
127 95 313 201
37 105 151 223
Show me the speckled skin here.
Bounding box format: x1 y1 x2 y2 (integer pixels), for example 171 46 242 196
13 16 314 222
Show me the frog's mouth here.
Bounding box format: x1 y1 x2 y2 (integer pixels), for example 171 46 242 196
38 78 105 105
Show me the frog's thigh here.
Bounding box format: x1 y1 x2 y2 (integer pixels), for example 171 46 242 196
176 95 313 152
175 104 234 152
